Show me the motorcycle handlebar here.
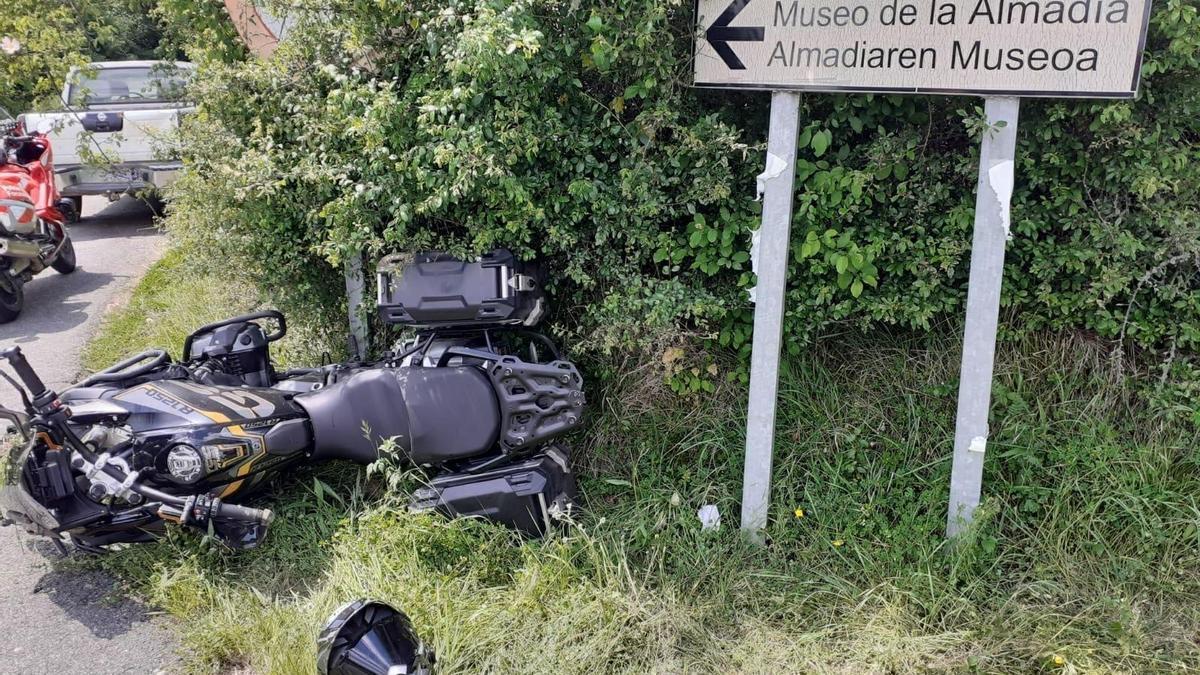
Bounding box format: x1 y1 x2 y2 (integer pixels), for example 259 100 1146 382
1 346 46 397
156 494 274 527
74 349 170 388
214 501 275 526
69 445 273 528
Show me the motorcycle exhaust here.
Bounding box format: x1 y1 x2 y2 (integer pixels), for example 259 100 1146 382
0 238 40 259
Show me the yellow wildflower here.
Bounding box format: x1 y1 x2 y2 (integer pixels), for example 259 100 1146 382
793 507 805 519
832 539 844 547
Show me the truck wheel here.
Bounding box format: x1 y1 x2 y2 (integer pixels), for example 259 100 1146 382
0 276 23 323
51 235 77 274
143 191 166 217
64 196 83 223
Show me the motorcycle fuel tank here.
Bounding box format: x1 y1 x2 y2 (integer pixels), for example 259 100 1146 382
105 380 312 497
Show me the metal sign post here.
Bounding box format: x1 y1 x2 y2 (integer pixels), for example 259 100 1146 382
704 0 1150 540
344 251 369 360
740 90 801 535
946 97 1020 536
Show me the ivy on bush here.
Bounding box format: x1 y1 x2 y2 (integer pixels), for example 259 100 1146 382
163 0 1200 374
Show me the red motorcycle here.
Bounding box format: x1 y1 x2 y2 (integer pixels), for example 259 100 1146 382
0 111 77 322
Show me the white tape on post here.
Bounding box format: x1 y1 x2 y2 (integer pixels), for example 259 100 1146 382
946 96 1021 538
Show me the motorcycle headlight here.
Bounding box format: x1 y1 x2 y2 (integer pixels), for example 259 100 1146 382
0 206 17 234
166 444 205 483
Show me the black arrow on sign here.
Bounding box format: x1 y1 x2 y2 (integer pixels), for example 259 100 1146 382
705 0 765 71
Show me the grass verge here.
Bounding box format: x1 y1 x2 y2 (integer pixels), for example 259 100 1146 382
81 247 339 372
81 248 254 370
82 252 1200 674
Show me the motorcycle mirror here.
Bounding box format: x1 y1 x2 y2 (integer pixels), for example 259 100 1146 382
317 599 434 675
0 404 30 440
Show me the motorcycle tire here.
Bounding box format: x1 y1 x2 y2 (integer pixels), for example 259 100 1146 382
51 236 77 274
0 275 23 323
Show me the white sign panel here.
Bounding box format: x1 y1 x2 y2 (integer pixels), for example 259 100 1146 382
694 0 1152 96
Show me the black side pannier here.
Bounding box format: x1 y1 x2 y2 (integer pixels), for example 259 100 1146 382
410 445 575 537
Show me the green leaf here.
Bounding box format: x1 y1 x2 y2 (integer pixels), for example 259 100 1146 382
851 279 864 297
586 14 604 32
811 130 831 157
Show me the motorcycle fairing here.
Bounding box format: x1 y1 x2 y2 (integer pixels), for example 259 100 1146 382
0 185 36 235
91 380 312 496
110 380 293 429
0 135 63 222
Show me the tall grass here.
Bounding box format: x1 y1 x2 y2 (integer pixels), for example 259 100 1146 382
85 255 1200 673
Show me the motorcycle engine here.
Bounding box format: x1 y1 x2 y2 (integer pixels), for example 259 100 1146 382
72 423 141 504
187 321 274 387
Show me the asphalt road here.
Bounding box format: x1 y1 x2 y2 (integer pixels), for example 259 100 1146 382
0 197 180 674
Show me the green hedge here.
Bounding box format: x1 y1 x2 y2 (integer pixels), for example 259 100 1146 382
163 0 1200 366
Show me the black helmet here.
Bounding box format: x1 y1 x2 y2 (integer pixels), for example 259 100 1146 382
317 599 435 675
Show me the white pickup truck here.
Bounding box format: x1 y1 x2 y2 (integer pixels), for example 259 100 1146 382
21 61 195 213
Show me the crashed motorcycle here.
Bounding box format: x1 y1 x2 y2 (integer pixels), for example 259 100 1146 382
0 111 79 322
0 250 584 550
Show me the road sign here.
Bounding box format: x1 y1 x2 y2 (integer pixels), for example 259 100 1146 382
704 0 1153 541
694 0 1152 96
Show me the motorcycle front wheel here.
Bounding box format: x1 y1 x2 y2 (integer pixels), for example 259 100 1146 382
51 236 76 274
0 275 23 323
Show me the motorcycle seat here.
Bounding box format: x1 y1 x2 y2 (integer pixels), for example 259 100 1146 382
401 367 501 464
298 366 500 466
